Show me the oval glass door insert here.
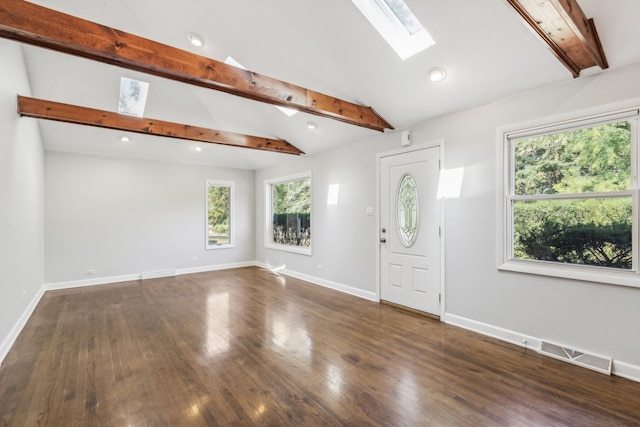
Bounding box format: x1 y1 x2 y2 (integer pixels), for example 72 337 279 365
396 173 419 247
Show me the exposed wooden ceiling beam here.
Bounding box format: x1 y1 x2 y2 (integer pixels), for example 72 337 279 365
17 96 304 155
0 0 393 132
505 0 608 78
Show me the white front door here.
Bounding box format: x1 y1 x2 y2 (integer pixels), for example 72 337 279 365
380 146 441 316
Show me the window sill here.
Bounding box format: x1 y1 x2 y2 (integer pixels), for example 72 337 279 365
265 243 312 256
206 244 235 250
498 259 640 289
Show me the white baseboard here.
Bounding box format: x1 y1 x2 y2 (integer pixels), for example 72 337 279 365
612 360 640 383
45 262 376 303
44 262 257 291
45 273 141 291
177 261 256 276
444 313 542 350
0 285 45 366
140 269 176 280
255 262 378 302
444 313 640 383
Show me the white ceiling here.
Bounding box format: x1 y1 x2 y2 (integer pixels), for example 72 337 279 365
19 0 640 170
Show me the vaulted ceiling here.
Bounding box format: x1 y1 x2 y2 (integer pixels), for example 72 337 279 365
8 0 640 169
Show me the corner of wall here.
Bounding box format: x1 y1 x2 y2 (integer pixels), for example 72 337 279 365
0 40 46 366
0 285 45 366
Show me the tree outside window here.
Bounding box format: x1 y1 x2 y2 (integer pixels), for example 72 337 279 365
507 116 635 271
265 173 311 255
207 180 234 249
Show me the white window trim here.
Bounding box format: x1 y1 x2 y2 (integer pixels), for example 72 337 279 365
496 102 640 288
206 180 235 250
264 171 312 256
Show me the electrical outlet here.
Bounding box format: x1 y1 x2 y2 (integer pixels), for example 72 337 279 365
85 269 95 276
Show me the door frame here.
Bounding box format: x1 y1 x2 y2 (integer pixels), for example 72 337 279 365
375 139 446 319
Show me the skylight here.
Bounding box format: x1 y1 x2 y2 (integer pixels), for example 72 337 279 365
381 0 422 35
224 56 299 117
118 77 149 117
351 0 435 60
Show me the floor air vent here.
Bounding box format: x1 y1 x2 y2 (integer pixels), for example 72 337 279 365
539 340 612 375
140 270 176 280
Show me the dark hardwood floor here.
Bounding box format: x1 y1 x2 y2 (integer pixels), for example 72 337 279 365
1 266 639 426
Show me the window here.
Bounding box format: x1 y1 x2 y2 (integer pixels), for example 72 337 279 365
206 180 235 249
499 108 640 286
118 77 149 117
265 173 312 255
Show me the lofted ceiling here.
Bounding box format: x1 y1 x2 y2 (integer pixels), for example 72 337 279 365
12 0 640 170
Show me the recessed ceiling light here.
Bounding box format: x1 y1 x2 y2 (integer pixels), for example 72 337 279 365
428 67 447 82
194 145 203 152
187 33 205 47
307 121 319 130
120 135 130 142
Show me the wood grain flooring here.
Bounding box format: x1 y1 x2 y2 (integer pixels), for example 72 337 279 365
1 266 639 426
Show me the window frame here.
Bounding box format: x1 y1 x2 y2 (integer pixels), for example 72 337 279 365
497 106 640 288
264 172 312 256
205 179 235 250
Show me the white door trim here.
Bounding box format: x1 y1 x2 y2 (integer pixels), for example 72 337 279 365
376 139 446 319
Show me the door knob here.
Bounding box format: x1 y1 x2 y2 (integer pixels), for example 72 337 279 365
380 238 387 243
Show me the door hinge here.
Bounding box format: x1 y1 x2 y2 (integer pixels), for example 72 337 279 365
439 293 442 303
438 226 441 237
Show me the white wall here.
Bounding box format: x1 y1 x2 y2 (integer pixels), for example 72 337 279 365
256 62 640 374
45 152 255 284
0 40 45 361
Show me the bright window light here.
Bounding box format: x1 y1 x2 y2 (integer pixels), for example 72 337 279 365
275 106 299 117
223 56 246 70
224 56 299 117
437 167 464 199
118 77 149 117
350 0 435 60
382 0 422 35
327 184 340 205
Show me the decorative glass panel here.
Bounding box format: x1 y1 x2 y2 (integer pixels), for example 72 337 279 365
397 173 419 247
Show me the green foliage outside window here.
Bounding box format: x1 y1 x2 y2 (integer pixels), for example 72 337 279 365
272 178 311 247
208 184 230 246
512 121 632 269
